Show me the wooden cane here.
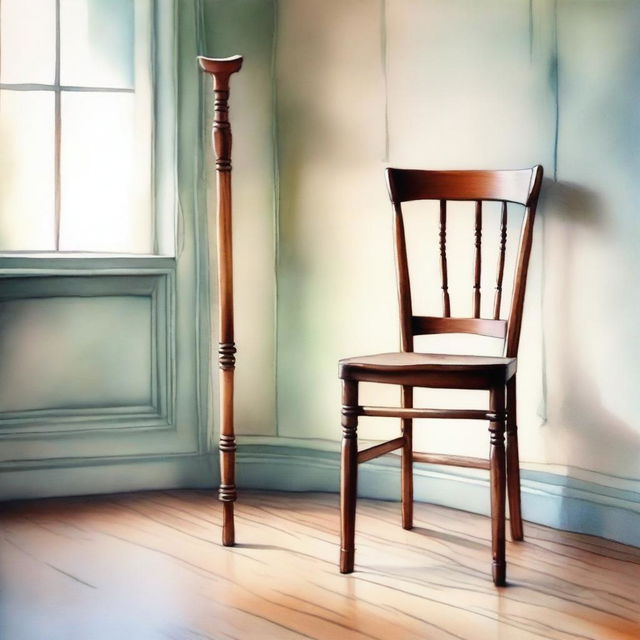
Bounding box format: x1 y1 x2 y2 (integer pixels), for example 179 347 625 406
198 55 243 546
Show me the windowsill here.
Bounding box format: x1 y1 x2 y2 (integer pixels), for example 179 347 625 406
0 252 174 259
0 253 177 273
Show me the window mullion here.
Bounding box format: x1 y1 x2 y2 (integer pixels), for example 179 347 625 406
54 0 61 251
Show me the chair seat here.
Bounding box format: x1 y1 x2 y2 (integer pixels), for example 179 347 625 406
339 352 516 388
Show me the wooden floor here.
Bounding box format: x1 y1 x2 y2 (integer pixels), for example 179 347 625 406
1 491 639 640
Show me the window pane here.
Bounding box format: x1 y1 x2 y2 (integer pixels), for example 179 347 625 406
0 0 56 84
60 0 134 88
0 91 55 250
59 92 150 253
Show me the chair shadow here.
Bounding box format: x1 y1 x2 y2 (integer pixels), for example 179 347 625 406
410 526 486 551
537 179 640 541
543 180 640 474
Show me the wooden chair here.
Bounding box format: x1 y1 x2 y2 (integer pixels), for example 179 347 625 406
338 166 543 586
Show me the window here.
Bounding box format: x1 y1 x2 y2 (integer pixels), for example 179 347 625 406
0 0 161 254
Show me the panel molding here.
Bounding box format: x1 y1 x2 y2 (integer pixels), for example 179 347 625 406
0 265 176 439
0 406 167 437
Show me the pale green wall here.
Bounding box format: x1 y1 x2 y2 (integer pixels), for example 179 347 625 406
202 0 278 438
274 0 550 455
542 0 640 478
275 0 393 442
202 0 640 543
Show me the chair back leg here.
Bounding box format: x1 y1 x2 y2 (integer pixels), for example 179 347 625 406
489 385 507 586
401 385 414 530
340 380 359 573
506 376 524 541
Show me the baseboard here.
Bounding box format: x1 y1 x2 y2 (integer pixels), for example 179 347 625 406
0 453 216 501
236 444 640 548
2 443 638 550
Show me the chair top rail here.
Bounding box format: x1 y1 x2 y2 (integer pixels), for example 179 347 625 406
386 167 541 206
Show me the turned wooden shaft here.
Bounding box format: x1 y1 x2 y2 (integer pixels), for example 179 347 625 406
198 55 243 547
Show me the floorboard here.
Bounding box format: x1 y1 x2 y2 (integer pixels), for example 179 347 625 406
1 490 639 639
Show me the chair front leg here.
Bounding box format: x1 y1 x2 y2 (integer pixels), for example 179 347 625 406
340 379 359 573
489 384 507 586
506 376 524 541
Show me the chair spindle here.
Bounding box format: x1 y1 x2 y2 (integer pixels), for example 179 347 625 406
493 201 508 319
439 200 451 317
473 201 482 318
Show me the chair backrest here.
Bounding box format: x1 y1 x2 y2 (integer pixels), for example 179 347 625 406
385 166 543 358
